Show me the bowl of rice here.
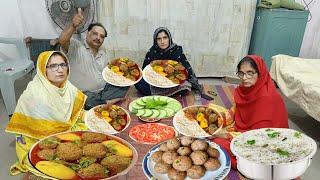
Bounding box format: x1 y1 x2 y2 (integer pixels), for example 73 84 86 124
230 128 317 180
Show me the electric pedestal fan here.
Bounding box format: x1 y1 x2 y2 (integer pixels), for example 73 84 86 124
46 0 96 34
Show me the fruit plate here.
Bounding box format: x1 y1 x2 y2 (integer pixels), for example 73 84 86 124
142 139 231 180
28 131 138 180
84 104 131 134
129 95 182 119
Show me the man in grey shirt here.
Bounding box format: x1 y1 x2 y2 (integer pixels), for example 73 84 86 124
59 8 128 109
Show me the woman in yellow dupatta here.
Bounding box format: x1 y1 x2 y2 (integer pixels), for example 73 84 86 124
5 51 86 177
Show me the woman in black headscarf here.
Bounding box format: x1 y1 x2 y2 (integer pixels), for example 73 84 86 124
135 27 202 96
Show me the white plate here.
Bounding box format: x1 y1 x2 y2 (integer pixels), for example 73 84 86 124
173 105 223 138
142 64 180 88
84 105 131 134
102 65 142 87
142 140 231 180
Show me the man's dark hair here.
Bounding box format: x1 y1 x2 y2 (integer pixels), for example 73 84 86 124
88 23 107 37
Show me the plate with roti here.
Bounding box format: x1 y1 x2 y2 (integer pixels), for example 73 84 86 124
142 60 188 88
85 104 131 134
173 105 223 138
103 57 142 87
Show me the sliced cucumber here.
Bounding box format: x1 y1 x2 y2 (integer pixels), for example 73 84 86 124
129 103 134 112
151 109 160 118
164 108 175 117
166 104 181 113
136 99 146 106
142 109 153 117
155 96 163 102
143 97 154 104
157 109 167 119
159 96 169 102
132 103 144 110
166 98 177 103
136 109 145 117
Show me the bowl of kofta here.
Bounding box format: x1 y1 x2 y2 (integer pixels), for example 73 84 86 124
143 136 231 180
28 131 138 180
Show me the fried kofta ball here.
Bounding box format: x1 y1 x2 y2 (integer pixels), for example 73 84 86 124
109 109 118 119
187 165 206 179
207 124 218 135
159 143 169 151
175 73 187 81
205 107 214 115
37 149 56 160
154 160 171 174
81 132 107 143
78 163 106 178
101 155 132 173
174 64 185 71
190 151 208 165
56 142 82 161
198 107 206 113
180 136 194 146
39 137 60 149
151 151 164 163
116 108 126 116
208 113 218 123
167 168 187 180
166 138 180 150
162 151 178 165
177 146 192 156
191 139 208 151
119 63 129 72
82 143 107 159
207 147 220 158
204 158 221 171
172 156 192 172
164 65 175 74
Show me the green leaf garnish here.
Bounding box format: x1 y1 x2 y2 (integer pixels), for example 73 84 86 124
294 132 302 138
145 99 167 109
247 139 255 145
267 131 280 138
276 148 290 156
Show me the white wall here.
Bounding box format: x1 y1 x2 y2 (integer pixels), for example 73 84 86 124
0 0 59 62
1 0 319 69
97 0 257 77
17 0 60 39
297 0 320 58
0 0 24 61
0 0 24 37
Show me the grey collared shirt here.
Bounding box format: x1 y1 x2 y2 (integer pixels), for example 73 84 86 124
62 38 108 92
